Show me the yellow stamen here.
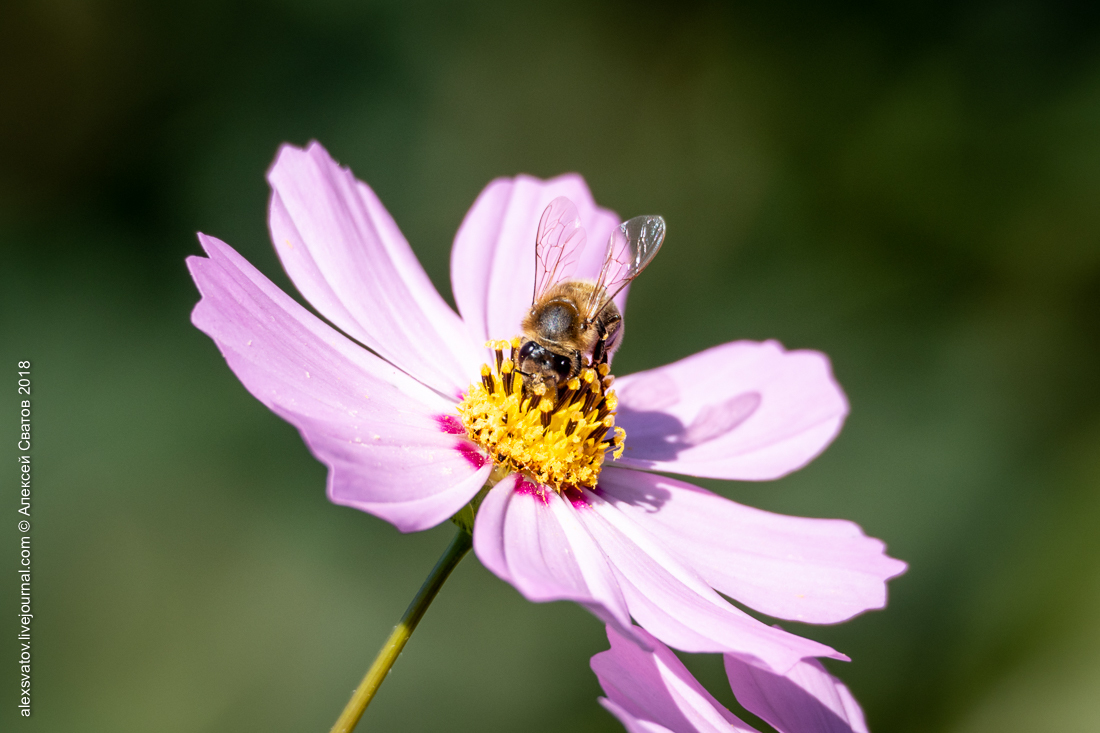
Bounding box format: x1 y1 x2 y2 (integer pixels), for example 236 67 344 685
612 427 626 459
500 359 515 393
480 364 494 393
455 339 625 493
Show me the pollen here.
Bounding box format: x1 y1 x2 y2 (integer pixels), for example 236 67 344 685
455 339 626 493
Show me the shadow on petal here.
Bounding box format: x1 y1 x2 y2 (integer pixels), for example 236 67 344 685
594 479 672 513
616 390 761 464
725 653 868 733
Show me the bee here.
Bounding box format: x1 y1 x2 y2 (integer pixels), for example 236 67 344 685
517 196 666 396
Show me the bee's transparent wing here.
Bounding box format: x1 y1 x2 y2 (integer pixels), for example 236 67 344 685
584 214 666 321
533 196 587 304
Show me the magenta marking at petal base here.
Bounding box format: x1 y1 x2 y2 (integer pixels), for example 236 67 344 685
457 445 487 470
435 414 465 434
564 486 590 509
514 476 550 504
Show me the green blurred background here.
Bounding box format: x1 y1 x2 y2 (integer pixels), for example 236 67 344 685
2 0 1099 731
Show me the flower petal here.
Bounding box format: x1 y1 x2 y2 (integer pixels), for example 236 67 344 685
450 174 622 346
613 341 848 480
597 468 907 624
598 698 679 733
472 474 632 630
724 654 869 733
574 489 845 673
267 142 482 397
188 234 490 532
593 624 760 733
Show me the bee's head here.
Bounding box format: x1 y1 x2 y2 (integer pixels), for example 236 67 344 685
519 340 574 379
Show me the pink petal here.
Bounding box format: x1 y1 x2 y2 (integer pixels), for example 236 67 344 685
613 340 849 480
593 624 759 733
598 699 681 733
472 474 632 630
188 234 490 532
724 654 869 733
597 468 907 624
267 142 482 397
574 489 845 673
450 174 622 346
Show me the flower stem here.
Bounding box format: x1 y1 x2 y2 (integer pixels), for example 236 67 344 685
329 528 473 733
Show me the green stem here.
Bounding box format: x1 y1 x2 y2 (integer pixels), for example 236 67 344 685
329 528 473 733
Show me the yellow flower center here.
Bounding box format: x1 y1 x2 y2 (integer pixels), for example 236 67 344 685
456 338 626 493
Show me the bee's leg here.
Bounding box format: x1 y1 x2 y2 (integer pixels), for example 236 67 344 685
597 337 612 365
597 318 623 365
593 323 613 365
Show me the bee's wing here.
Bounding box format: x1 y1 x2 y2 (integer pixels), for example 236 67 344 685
583 214 666 321
533 196 587 305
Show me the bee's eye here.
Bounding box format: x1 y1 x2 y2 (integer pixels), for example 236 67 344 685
552 354 572 377
519 341 538 361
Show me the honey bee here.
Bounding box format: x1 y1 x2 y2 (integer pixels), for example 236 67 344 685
518 196 666 396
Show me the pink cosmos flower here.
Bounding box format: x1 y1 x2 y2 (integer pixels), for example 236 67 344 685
187 141 905 674
592 624 868 733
